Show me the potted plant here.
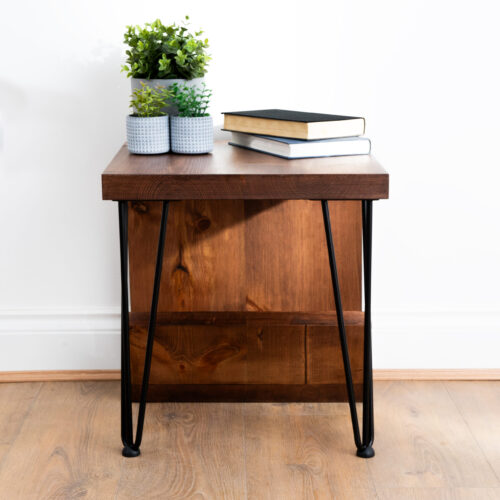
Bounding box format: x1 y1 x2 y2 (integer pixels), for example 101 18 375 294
126 82 172 155
169 83 213 154
121 17 210 113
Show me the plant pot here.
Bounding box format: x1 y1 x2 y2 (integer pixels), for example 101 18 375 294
126 115 170 155
170 116 213 154
131 77 204 115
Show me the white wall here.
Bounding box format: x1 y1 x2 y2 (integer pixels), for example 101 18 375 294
1 0 499 370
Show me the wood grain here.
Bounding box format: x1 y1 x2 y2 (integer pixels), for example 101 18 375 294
115 402 246 499
128 200 361 313
445 381 500 479
368 381 499 489
130 310 365 326
129 200 246 312
128 199 363 402
243 200 361 311
102 142 389 200
0 381 498 499
307 325 364 385
131 384 362 403
129 323 305 385
0 381 122 499
376 488 500 500
244 402 376 499
0 382 41 466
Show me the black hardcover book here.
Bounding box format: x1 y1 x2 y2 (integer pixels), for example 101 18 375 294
222 109 365 140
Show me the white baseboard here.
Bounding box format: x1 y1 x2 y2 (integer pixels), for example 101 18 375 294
0 308 499 371
373 309 500 369
0 309 121 371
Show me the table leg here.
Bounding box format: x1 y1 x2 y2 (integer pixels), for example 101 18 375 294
118 200 170 458
321 200 375 458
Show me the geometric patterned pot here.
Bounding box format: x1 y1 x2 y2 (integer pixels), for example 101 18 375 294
170 116 213 154
126 115 170 155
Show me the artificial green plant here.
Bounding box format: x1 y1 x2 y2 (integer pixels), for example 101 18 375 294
170 83 212 117
122 17 210 80
129 82 172 117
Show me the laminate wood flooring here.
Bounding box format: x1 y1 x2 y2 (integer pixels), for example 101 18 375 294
0 381 498 499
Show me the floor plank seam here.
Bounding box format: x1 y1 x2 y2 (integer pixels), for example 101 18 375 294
0 382 44 476
242 404 249 500
366 428 382 500
443 382 500 485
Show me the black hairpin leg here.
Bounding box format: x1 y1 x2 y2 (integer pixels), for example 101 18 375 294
118 200 169 458
321 199 374 458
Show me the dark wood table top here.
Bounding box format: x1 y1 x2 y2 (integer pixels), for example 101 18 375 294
102 141 389 200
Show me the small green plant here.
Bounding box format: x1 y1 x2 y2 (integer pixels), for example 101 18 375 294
122 17 210 80
170 83 212 117
130 82 172 117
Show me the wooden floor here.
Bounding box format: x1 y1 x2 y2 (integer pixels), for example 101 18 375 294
0 381 499 499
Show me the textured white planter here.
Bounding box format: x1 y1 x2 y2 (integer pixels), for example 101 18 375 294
126 115 170 155
170 116 213 154
131 77 204 115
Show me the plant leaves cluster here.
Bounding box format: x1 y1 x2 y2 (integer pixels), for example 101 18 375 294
170 83 212 117
130 82 172 117
121 17 210 80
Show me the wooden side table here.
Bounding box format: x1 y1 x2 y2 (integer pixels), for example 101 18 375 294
102 142 389 458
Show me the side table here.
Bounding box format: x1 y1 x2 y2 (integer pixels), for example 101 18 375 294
102 142 389 458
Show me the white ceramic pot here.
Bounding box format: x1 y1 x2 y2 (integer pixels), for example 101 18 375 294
126 115 170 155
131 77 204 115
170 116 213 154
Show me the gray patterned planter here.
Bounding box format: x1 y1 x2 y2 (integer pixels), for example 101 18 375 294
126 115 170 155
170 116 213 154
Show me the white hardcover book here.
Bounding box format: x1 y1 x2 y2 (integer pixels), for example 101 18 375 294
229 132 371 159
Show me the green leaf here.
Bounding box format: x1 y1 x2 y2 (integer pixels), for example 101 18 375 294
184 39 197 52
129 81 172 117
122 17 210 79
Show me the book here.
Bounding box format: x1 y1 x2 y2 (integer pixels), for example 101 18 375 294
223 109 365 140
229 132 371 159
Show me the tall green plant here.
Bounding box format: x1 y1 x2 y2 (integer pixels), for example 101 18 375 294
121 17 210 80
130 82 172 117
170 83 212 117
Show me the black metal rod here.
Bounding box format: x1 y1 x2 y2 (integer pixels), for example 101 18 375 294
362 200 374 448
321 200 362 449
322 199 375 458
118 200 169 457
118 201 133 447
133 200 169 449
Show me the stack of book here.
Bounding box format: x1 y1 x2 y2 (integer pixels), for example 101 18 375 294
222 109 370 159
